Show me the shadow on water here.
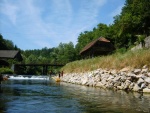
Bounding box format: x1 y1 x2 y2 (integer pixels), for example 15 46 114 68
0 85 7 113
0 79 150 113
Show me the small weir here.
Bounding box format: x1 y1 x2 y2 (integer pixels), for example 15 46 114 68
8 75 50 80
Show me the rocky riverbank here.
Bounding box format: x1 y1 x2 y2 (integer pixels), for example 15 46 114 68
60 65 150 93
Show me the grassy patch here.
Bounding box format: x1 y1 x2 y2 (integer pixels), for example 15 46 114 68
61 49 150 73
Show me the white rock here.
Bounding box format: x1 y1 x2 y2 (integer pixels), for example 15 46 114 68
81 77 88 85
142 65 148 69
113 76 121 82
95 82 104 87
120 67 130 72
94 75 101 82
88 73 93 77
148 73 150 77
88 79 94 86
127 72 135 77
129 83 134 89
110 70 117 74
114 82 121 87
137 78 144 86
120 75 126 82
127 77 132 81
124 80 131 89
101 75 109 81
101 74 106 78
130 73 137 77
145 77 150 83
117 86 124 90
136 75 143 78
141 75 148 80
134 69 141 74
141 83 146 89
143 88 150 93
101 79 107 85
99 70 104 74
141 68 149 73
133 84 141 92
107 75 114 80
94 70 100 74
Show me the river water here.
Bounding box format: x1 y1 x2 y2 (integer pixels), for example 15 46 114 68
0 75 150 113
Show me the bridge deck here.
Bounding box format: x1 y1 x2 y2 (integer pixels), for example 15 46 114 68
14 63 65 75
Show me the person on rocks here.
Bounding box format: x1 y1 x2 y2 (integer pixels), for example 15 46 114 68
58 71 61 78
49 70 52 77
61 71 63 77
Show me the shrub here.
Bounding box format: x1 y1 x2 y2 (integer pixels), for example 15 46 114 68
0 68 14 74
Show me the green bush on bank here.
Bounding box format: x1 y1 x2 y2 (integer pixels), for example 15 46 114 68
0 68 14 74
61 49 150 73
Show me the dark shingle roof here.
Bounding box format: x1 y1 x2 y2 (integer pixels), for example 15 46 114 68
0 50 23 61
80 37 112 54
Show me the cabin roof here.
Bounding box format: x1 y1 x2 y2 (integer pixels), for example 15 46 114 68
0 50 23 61
80 37 112 55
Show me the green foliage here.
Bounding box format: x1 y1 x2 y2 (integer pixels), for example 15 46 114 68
0 68 14 74
0 34 19 50
115 0 150 36
23 42 76 64
136 35 146 44
56 42 76 63
115 47 127 54
0 34 7 49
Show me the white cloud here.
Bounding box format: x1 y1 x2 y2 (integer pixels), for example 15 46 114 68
0 0 109 49
0 0 18 25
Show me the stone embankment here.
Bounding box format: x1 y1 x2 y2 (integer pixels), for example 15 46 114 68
61 65 150 93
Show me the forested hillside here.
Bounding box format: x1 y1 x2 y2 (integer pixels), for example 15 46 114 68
22 42 77 64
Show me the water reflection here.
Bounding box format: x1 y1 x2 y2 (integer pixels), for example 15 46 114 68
0 80 150 113
60 82 150 113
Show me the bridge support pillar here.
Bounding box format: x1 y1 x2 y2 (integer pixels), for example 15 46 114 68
42 66 48 75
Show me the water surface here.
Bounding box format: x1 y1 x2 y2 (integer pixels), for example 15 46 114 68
0 75 150 113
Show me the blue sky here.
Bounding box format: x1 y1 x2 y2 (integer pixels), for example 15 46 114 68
0 0 125 50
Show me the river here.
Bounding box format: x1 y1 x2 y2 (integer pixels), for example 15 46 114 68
0 75 150 113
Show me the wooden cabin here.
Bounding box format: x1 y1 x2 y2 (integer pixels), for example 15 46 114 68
0 50 23 61
80 37 115 58
0 50 23 67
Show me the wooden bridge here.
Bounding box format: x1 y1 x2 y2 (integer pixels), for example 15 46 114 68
14 63 65 75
